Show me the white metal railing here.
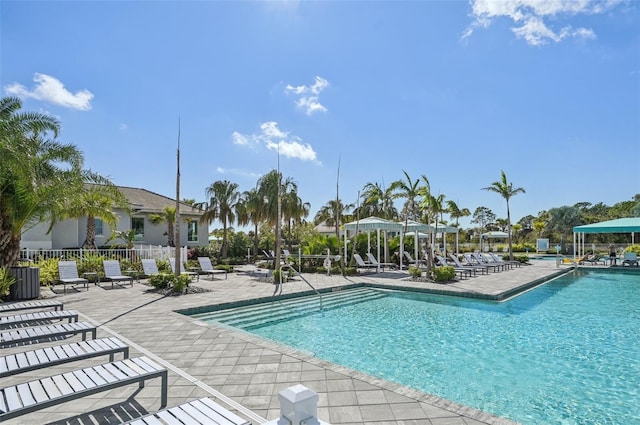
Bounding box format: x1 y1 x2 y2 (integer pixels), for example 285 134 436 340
19 245 179 263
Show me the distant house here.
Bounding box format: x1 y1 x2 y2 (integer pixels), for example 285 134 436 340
20 186 208 249
314 220 340 237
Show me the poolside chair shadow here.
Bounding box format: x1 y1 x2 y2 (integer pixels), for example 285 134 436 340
45 391 147 425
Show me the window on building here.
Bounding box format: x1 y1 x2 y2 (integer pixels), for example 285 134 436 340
188 220 198 242
95 218 103 236
131 217 144 238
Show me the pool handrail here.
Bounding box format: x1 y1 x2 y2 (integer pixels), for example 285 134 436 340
276 263 323 310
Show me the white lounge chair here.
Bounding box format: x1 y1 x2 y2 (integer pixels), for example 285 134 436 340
102 260 134 288
123 397 250 425
434 255 473 279
57 261 89 293
353 253 377 272
197 257 227 280
0 356 167 420
366 253 395 271
403 251 423 267
169 258 198 281
1 322 97 347
0 300 63 314
0 337 129 378
622 252 638 267
141 258 161 277
0 309 79 329
448 253 488 274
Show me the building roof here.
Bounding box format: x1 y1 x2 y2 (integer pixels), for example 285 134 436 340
117 186 203 216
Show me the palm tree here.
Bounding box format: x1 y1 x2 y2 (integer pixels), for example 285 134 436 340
65 185 127 249
358 181 398 220
0 96 110 266
314 199 353 255
150 206 177 247
390 170 424 221
281 189 310 251
446 200 470 227
237 187 264 260
200 180 240 258
482 170 526 260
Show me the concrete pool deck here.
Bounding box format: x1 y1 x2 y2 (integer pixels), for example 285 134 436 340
2 260 582 425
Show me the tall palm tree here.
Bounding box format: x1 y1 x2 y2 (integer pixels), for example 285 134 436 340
0 96 110 266
281 189 310 251
446 200 470 227
358 181 398 220
237 187 264 259
314 199 353 254
482 170 526 260
150 206 177 247
390 170 424 221
200 180 240 258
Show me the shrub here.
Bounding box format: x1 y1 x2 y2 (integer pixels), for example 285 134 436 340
35 257 60 285
215 264 233 273
148 273 174 289
171 274 191 293
408 266 422 280
433 266 456 282
76 253 105 275
0 267 16 298
624 244 640 255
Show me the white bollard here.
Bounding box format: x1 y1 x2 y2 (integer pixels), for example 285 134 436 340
264 385 330 425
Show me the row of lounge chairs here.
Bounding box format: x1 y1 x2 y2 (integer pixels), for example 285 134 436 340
56 257 228 293
0 299 248 424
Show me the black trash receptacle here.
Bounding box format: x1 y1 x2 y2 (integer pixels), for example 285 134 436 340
9 266 41 300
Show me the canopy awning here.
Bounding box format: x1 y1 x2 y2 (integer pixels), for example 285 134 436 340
343 216 403 231
481 231 509 238
573 218 640 233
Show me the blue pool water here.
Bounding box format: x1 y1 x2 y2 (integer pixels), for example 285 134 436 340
193 269 640 424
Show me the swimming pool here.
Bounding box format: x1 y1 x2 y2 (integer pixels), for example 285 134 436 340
189 269 640 424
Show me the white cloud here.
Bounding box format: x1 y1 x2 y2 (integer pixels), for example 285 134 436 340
232 121 319 163
5 73 94 110
285 76 329 115
119 123 128 131
463 0 622 45
232 131 250 145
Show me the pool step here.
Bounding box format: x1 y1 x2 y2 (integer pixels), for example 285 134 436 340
194 288 387 329
191 287 374 321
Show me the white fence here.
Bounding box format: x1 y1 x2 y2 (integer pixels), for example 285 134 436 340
19 245 187 263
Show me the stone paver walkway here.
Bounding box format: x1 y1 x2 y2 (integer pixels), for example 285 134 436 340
1 260 570 425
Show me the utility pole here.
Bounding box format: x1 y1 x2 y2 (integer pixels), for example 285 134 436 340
174 118 181 276
274 146 282 275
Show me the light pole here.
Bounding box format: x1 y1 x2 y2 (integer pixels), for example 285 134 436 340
274 147 282 275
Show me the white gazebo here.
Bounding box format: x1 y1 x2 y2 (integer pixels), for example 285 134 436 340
343 217 403 272
430 223 460 256
480 231 508 252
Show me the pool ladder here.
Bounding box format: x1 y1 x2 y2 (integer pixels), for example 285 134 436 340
275 264 323 310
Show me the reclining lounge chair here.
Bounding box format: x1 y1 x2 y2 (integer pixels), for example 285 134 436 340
102 260 134 288
197 257 227 280
57 261 89 293
0 356 167 420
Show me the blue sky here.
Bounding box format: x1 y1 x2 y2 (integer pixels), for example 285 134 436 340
2 1 639 231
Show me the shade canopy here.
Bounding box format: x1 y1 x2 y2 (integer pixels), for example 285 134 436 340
430 223 459 234
481 231 509 238
399 219 435 232
343 216 403 231
573 218 640 234
404 231 428 238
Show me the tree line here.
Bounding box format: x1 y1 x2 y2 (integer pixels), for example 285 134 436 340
2 96 638 268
